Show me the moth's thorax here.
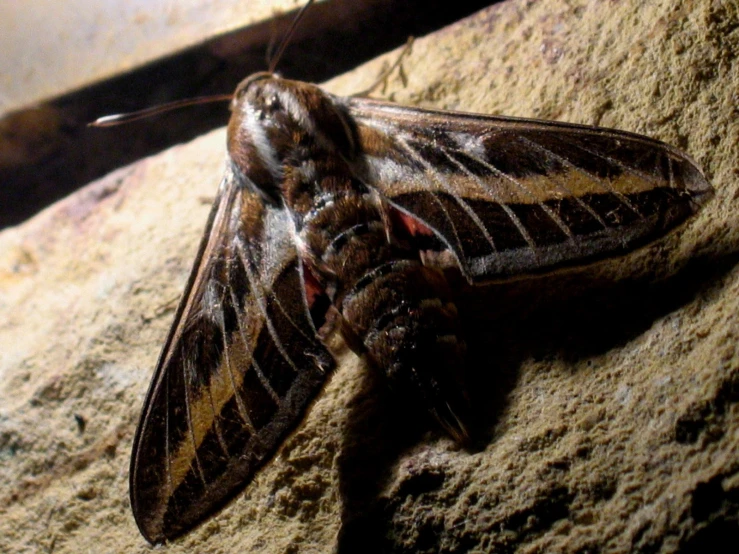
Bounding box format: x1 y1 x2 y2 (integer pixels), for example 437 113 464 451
227 74 356 202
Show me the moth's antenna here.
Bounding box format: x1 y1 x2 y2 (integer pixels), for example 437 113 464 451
268 0 314 73
264 16 280 69
92 0 314 127
89 94 233 127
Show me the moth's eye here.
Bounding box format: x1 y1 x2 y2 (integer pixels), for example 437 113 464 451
265 94 282 112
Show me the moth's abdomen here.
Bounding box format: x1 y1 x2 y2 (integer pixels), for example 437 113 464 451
341 258 470 442
302 190 471 442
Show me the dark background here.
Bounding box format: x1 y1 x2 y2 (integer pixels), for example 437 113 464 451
0 0 501 229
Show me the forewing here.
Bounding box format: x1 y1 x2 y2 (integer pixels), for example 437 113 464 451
346 98 713 282
130 167 335 544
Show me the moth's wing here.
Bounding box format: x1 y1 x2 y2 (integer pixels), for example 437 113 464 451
130 166 335 544
346 98 713 282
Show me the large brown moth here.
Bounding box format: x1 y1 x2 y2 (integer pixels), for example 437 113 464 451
128 12 713 546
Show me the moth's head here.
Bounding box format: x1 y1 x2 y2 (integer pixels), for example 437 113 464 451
229 72 354 154
231 71 276 108
227 73 356 187
226 72 290 203
229 71 316 142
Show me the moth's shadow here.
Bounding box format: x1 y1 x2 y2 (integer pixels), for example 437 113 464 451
334 247 739 553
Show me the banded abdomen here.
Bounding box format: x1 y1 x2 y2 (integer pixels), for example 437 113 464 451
295 182 471 443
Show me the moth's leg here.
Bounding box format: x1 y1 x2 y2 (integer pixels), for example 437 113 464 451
351 37 414 98
339 259 471 444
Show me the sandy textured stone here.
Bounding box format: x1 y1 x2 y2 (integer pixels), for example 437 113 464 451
1 0 737 552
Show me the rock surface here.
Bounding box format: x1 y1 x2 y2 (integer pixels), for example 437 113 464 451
1 0 737 553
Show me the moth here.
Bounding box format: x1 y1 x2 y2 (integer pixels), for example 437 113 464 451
129 62 713 544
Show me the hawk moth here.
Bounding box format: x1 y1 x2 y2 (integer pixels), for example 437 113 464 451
129 68 713 543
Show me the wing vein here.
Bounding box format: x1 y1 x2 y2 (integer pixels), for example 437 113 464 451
667 154 675 190
214 283 257 436
236 234 302 378
548 139 648 216
515 135 610 230
439 145 538 250
182 355 207 486
164 369 173 498
457 144 575 241
229 283 282 405
393 136 488 252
